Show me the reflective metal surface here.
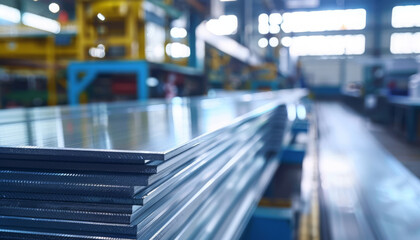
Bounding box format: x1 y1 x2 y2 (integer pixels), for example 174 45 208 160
318 103 420 240
0 89 307 162
0 90 308 239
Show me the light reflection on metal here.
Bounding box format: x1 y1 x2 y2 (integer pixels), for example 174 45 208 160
287 104 297 121
297 104 307 120
0 90 309 239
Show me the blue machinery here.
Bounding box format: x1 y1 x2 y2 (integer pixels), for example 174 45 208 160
67 61 149 105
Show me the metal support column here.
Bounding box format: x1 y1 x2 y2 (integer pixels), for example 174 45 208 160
67 61 149 105
188 8 200 68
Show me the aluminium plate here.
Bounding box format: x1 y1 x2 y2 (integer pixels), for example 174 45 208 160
0 137 267 237
0 90 307 163
0 227 136 240
0 120 268 200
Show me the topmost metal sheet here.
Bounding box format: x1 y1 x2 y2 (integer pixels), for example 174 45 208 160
0 90 307 163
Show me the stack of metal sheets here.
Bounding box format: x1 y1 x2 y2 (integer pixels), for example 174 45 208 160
0 89 307 240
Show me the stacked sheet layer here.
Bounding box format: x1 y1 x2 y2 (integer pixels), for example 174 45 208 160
0 90 307 240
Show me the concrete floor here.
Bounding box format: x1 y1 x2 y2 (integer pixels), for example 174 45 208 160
367 121 420 178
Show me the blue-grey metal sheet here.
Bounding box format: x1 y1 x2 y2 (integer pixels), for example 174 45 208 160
388 96 420 107
0 90 307 162
0 90 308 240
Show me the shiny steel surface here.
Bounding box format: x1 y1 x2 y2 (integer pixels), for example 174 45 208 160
318 103 420 240
0 90 308 240
0 89 306 161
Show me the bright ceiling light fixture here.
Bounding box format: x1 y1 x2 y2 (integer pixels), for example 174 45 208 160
96 13 105 21
269 13 282 25
258 38 268 48
282 8 366 33
288 34 365 56
269 24 280 34
269 37 279 47
48 3 60 13
392 5 420 28
281 37 292 47
166 42 191 58
22 12 61 34
206 15 238 35
170 27 187 38
258 24 269 34
0 4 21 23
258 13 269 25
97 13 105 21
89 44 106 58
390 32 420 54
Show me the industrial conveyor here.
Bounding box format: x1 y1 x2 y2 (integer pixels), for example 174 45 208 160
0 89 307 239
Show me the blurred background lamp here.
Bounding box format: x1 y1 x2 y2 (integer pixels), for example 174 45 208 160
258 38 268 48
269 13 282 25
0 4 21 23
97 13 105 21
258 13 269 25
170 27 187 38
269 24 280 34
281 37 292 47
258 24 269 34
22 13 61 34
269 37 279 47
49 3 60 13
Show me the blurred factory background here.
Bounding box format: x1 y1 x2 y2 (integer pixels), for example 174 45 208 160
0 0 420 240
0 0 418 108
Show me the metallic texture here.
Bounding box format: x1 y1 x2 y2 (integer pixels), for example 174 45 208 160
318 103 420 240
0 90 308 239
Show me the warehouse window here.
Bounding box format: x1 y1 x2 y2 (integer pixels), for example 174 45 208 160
390 32 420 54
287 34 365 56
281 9 366 33
392 5 420 28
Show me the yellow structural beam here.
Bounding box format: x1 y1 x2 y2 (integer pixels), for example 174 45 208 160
0 35 77 106
76 0 147 60
76 1 85 60
46 36 57 106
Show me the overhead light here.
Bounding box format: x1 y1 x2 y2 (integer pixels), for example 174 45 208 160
166 42 190 58
146 77 159 87
89 44 106 58
258 38 268 48
170 27 187 38
97 13 105 21
0 4 21 23
269 37 279 47
390 32 420 54
220 0 237 1
258 24 269 34
48 3 60 13
288 34 365 56
269 13 282 25
392 5 420 28
281 9 366 33
206 15 238 35
258 13 269 25
22 12 61 34
269 24 280 34
281 37 292 47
